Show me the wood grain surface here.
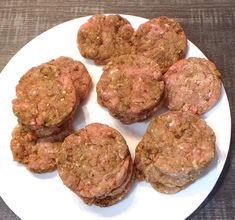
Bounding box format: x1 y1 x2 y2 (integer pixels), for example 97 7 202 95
0 0 234 219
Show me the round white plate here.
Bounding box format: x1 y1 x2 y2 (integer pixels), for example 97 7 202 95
0 15 231 220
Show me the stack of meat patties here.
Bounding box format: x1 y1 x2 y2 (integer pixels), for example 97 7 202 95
57 123 134 207
11 57 92 173
134 111 216 193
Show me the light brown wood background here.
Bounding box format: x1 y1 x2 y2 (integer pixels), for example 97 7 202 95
0 0 234 219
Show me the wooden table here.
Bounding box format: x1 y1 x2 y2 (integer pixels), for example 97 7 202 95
0 0 234 219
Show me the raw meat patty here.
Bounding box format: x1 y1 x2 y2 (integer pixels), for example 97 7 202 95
57 123 134 206
133 16 187 73
12 64 77 132
96 54 164 124
48 56 92 101
77 14 134 65
11 124 72 173
164 57 221 115
134 111 216 193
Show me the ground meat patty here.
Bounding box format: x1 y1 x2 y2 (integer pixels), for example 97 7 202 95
57 123 134 207
48 56 92 101
134 111 216 193
163 57 222 115
12 63 77 132
96 54 164 124
77 14 134 65
133 16 187 73
10 124 72 173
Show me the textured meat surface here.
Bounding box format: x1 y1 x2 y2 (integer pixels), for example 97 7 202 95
164 57 221 115
10 124 72 173
151 181 189 194
77 14 134 65
96 54 164 124
58 123 132 199
134 111 216 193
32 117 74 138
48 56 92 101
12 64 77 130
133 16 187 73
143 162 197 187
81 160 134 207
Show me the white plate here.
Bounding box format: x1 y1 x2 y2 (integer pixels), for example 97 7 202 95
0 15 231 220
